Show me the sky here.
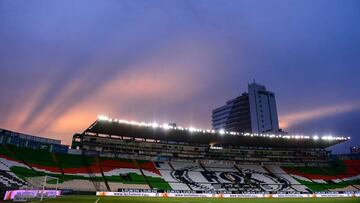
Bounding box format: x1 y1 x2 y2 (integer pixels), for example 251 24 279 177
0 0 360 153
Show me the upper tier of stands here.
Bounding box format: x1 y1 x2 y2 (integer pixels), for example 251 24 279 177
78 133 330 166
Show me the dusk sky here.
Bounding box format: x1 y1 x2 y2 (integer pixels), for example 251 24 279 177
1 0 360 153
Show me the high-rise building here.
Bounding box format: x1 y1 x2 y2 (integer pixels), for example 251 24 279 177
212 93 252 133
248 83 279 133
212 82 280 134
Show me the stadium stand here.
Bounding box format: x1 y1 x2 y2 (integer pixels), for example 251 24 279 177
0 144 360 193
0 117 358 195
282 159 360 192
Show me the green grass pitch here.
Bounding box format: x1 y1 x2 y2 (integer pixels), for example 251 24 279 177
28 195 359 203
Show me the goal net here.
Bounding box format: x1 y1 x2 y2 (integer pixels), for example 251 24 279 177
13 175 60 202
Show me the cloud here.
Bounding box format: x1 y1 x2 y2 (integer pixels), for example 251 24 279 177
279 102 360 129
1 0 360 153
285 109 360 153
4 35 225 144
0 83 48 131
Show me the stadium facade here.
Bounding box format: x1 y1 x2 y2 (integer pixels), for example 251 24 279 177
0 116 359 198
0 128 68 153
72 117 346 165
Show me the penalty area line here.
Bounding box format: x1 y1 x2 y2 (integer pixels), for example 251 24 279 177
95 197 100 203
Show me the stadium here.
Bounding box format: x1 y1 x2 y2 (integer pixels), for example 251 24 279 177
0 115 359 202
1 0 360 202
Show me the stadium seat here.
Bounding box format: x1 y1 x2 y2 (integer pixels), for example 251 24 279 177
1 144 359 193
282 160 360 192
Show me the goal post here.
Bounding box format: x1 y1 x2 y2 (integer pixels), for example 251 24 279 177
40 175 59 201
16 175 60 202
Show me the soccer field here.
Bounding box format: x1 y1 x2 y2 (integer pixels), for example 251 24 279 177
28 196 360 203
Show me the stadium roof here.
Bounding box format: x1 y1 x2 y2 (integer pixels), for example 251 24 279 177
81 116 349 149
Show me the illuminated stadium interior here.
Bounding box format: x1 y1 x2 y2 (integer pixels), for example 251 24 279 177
0 116 359 201
70 116 349 166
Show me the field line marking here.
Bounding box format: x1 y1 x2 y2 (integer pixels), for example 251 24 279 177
95 197 100 203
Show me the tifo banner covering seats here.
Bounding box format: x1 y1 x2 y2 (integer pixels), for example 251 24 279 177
0 145 359 193
282 160 360 192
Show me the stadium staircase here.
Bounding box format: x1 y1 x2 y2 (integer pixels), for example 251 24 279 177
133 159 153 190
3 145 40 176
351 163 360 190
168 162 176 171
51 153 66 177
95 156 111 191
300 171 330 192
81 154 101 191
281 163 360 192
264 166 302 193
320 167 345 190
199 162 207 171
321 165 360 191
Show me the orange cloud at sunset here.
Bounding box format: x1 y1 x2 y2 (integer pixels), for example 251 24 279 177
46 71 207 144
2 36 225 145
1 0 360 154
1 83 48 133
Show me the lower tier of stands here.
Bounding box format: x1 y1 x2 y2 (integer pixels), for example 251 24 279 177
0 145 359 193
